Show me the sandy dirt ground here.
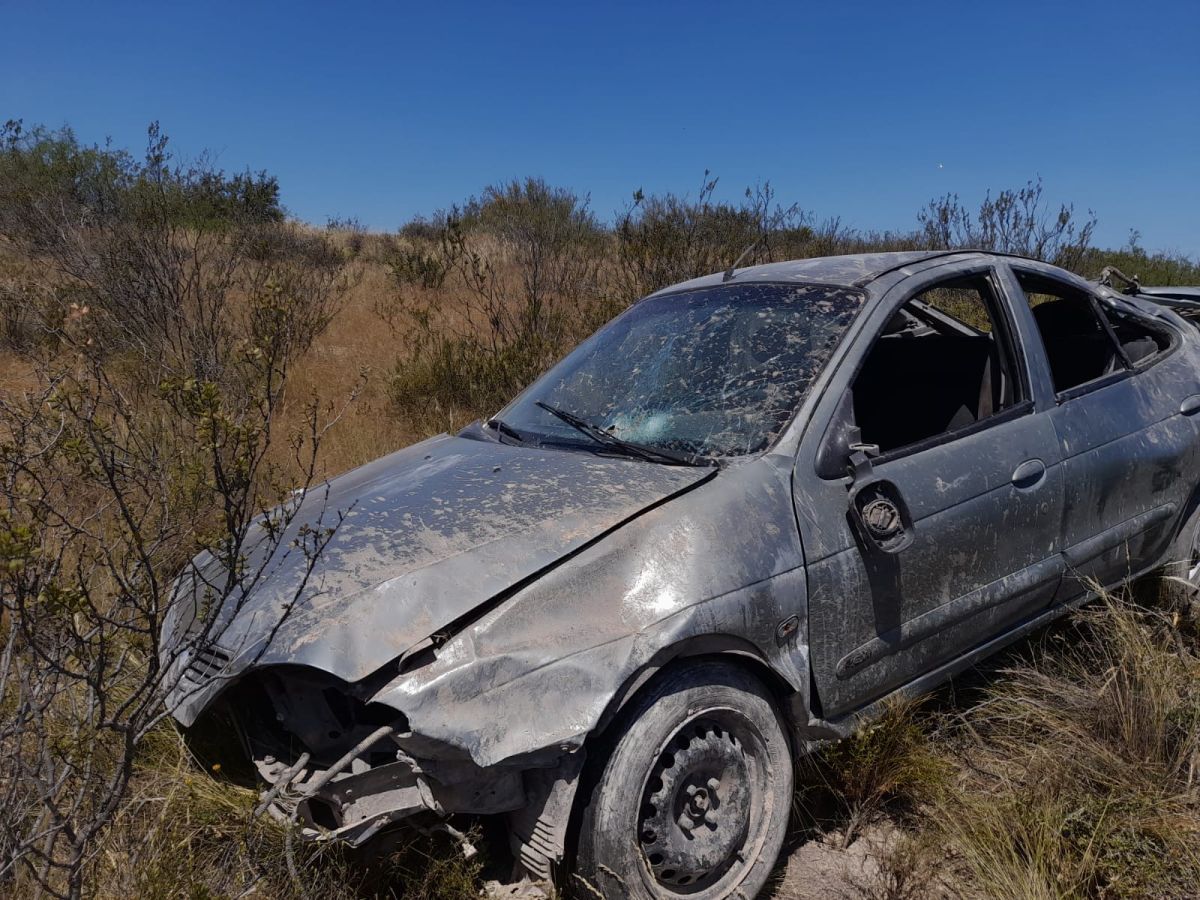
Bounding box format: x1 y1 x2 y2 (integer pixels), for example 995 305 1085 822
485 821 959 899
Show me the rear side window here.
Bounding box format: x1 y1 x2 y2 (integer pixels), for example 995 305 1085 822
1016 271 1125 394
1102 305 1172 365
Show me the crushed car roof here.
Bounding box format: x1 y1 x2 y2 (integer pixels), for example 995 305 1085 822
650 250 963 294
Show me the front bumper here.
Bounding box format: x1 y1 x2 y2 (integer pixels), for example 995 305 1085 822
255 740 526 847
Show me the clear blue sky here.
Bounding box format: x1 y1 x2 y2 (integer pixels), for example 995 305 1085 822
3 0 1197 252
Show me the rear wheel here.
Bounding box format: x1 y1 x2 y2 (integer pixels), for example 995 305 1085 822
1160 503 1200 613
572 660 793 899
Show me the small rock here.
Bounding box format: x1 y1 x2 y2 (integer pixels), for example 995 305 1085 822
481 878 552 899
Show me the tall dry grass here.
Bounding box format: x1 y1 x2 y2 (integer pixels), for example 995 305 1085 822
835 588 1200 900
937 590 1200 898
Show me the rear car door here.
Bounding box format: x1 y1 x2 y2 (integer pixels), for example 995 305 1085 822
793 261 1065 718
1007 264 1200 598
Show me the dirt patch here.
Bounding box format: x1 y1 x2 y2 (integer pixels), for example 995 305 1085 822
769 821 961 900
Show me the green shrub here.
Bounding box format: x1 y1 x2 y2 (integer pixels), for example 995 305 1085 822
1083 233 1200 285
0 120 283 245
615 174 790 298
386 226 462 290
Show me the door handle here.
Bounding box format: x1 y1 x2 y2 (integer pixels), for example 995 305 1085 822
1181 395 1200 416
1011 459 1046 489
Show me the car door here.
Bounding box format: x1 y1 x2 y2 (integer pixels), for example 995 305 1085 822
1006 264 1200 598
793 261 1065 718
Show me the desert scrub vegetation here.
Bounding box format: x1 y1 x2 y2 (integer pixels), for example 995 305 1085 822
1 118 1199 898
0 122 370 898
380 169 1198 439
381 177 610 428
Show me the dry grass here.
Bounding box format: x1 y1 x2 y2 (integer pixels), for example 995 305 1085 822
838 589 1200 900
274 260 421 478
799 697 951 849
844 830 947 900
44 724 484 900
935 591 1200 898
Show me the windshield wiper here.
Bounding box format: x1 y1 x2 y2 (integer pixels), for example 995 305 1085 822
534 400 710 467
485 418 528 446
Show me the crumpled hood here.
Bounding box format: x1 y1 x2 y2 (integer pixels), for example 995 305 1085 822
168 431 712 724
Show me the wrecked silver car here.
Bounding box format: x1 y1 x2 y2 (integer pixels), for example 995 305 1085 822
164 250 1200 898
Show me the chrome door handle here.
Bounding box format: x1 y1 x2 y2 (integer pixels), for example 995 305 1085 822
1181 395 1200 416
1011 459 1046 489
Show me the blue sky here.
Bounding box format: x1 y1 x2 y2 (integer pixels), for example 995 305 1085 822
3 0 1198 252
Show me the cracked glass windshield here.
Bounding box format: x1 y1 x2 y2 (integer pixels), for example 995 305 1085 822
495 282 866 459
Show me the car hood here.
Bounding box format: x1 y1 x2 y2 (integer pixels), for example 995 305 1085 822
168 431 714 723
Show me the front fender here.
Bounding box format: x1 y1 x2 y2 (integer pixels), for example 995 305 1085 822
371 455 811 768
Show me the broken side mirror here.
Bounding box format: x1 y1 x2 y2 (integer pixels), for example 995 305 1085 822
845 430 880 484
815 388 859 480
843 426 914 554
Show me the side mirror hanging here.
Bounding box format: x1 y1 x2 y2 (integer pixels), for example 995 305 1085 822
842 426 914 553
844 426 880 484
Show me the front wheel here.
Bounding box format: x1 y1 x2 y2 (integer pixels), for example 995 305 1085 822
572 660 793 899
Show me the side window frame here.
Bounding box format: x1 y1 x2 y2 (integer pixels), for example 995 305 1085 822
815 265 1034 477
1096 298 1180 373
1012 267 1133 403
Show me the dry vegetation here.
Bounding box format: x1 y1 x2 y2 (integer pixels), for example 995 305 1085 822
1 121 1199 898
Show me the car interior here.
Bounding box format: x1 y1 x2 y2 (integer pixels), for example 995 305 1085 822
1017 271 1169 393
1107 309 1171 363
848 272 1174 456
852 276 1017 453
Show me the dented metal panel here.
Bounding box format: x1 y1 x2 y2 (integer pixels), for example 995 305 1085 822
371 453 810 767
167 434 710 725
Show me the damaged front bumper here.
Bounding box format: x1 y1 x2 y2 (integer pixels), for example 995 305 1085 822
252 727 529 849
173 652 590 878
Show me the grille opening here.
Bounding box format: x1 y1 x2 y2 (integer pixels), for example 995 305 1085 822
184 643 231 682
190 667 409 773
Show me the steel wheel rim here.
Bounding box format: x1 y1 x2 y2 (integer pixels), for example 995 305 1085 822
635 708 772 895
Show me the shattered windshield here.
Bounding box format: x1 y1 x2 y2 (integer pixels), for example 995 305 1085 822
496 282 866 459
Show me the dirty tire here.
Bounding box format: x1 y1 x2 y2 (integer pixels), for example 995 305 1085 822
572 660 793 899
1160 502 1200 614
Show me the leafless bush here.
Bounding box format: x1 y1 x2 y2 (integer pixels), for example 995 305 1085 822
0 251 54 352
0 363 345 899
0 129 354 899
614 174 806 298
918 177 1097 272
